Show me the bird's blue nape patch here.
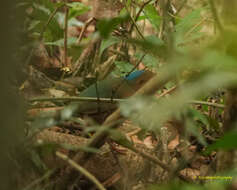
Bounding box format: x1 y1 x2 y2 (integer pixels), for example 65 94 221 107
125 70 145 81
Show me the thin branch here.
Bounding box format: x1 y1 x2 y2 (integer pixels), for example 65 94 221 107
22 169 56 190
76 17 95 44
123 2 145 39
126 53 146 76
40 5 63 41
29 96 126 103
72 35 101 77
189 100 225 108
29 96 225 108
109 49 126 57
63 3 69 67
158 85 177 98
56 151 106 190
184 18 206 38
129 0 153 33
115 139 171 172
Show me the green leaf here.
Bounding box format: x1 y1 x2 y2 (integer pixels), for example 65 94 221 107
34 0 56 12
27 20 41 31
144 4 161 31
67 2 91 18
176 8 202 34
137 15 146 21
114 61 134 75
31 3 64 42
188 107 209 127
206 131 237 153
135 53 159 69
68 17 84 27
100 37 120 56
110 129 134 148
129 35 166 58
145 35 164 46
186 119 207 146
175 8 203 45
68 45 84 61
207 116 220 132
97 14 129 38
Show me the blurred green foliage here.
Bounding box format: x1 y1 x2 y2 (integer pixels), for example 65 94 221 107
18 0 237 189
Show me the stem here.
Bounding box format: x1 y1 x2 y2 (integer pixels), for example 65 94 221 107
115 139 171 172
189 100 225 108
40 5 63 41
77 17 95 44
22 169 56 190
29 96 125 103
63 4 69 67
129 0 153 33
56 151 106 190
123 2 145 39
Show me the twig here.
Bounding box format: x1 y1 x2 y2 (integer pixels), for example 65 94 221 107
102 173 121 188
29 96 126 103
40 5 63 41
109 49 126 57
22 169 56 190
56 151 106 190
115 139 171 172
72 36 101 77
63 3 69 67
189 100 225 108
123 2 145 39
77 17 95 44
126 53 146 77
129 0 153 33
158 85 177 98
184 18 206 38
29 96 225 109
96 54 118 80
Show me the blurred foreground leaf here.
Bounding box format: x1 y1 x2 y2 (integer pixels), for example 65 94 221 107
206 130 237 153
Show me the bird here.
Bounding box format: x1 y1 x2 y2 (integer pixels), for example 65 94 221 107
63 70 153 123
79 70 152 98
